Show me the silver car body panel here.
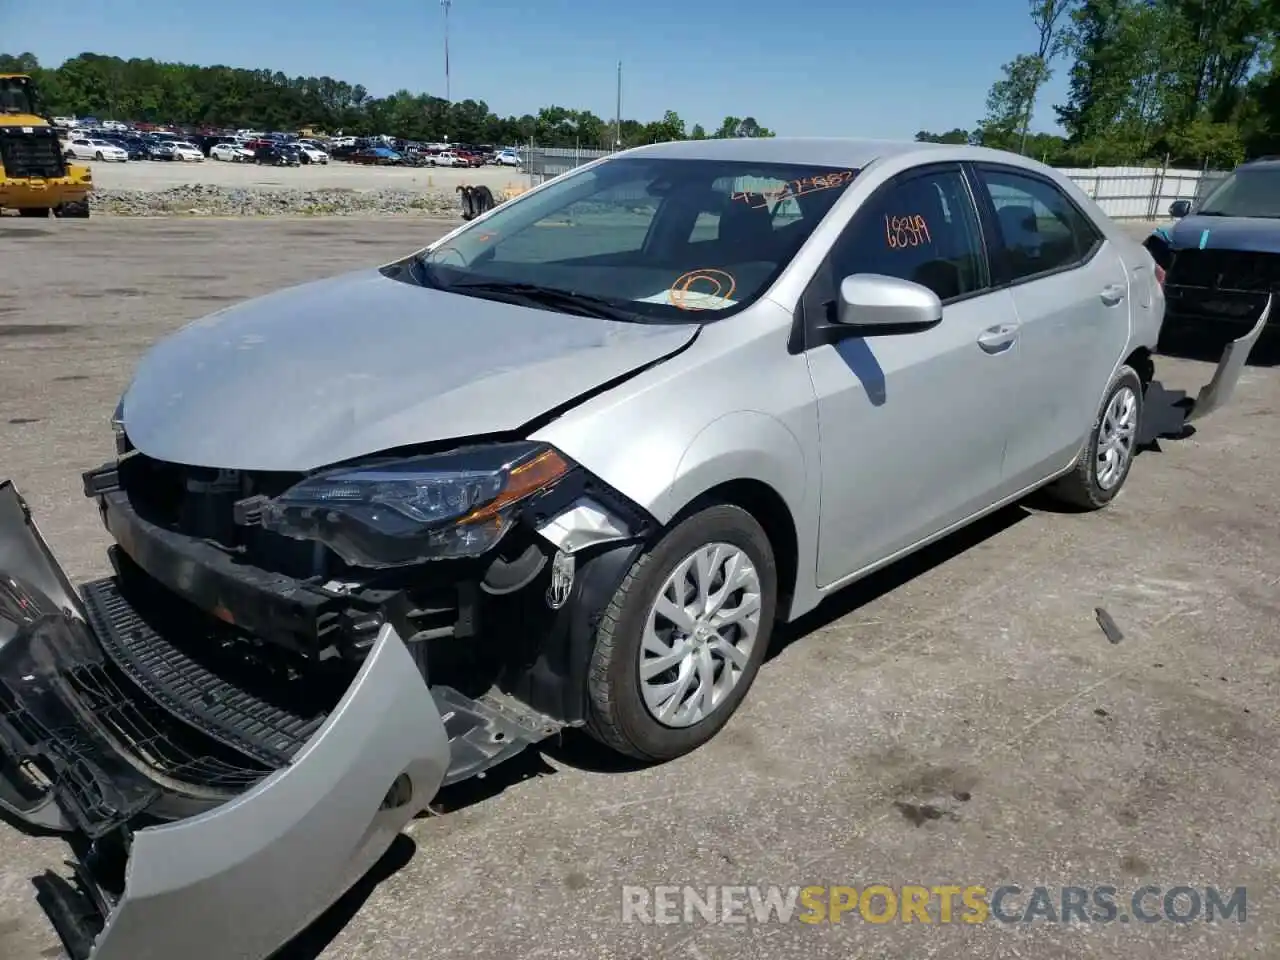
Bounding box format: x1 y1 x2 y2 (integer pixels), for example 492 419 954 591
1185 293 1272 422
0 482 450 960
536 498 634 554
89 621 449 960
120 268 699 472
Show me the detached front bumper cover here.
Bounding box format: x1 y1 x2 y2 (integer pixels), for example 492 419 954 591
0 480 451 960
1183 293 1272 423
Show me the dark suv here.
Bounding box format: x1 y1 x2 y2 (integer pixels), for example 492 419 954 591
1145 157 1280 335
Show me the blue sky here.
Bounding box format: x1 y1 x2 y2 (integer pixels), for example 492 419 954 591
1 0 1071 138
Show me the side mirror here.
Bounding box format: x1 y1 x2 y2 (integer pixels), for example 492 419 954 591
834 274 943 334
1168 199 1191 219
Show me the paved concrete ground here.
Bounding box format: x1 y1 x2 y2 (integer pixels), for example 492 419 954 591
82 156 529 192
0 218 1277 960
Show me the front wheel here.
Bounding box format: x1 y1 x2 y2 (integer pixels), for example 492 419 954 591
1045 365 1143 510
586 504 777 761
53 200 90 218
94 151 104 161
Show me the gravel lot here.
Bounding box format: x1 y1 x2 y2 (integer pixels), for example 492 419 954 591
1 219 1277 960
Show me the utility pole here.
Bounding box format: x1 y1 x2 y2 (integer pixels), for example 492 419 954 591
441 0 453 142
614 60 622 151
442 0 453 106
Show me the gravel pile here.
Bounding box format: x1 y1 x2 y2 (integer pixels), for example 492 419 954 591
91 184 465 218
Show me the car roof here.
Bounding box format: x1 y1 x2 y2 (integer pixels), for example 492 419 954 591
1241 157 1280 169
620 137 1062 178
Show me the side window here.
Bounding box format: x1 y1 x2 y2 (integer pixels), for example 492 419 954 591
828 169 987 302
975 167 1102 281
689 209 720 242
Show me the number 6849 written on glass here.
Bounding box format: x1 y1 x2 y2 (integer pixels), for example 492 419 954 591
885 214 931 249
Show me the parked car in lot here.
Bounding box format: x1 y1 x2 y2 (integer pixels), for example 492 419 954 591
64 136 129 162
153 140 205 161
1144 156 1280 339
494 149 523 166
0 137 1263 960
103 136 149 161
210 141 253 162
253 143 302 166
347 144 402 164
298 144 330 164
432 150 464 167
138 139 172 160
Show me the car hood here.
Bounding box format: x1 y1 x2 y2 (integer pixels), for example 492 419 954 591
1155 215 1280 254
121 268 699 472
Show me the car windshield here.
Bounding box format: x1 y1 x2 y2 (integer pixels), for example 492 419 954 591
418 156 859 321
1196 165 1280 218
174 142 196 150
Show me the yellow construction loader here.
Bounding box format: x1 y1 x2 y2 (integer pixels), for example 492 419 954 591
0 73 92 218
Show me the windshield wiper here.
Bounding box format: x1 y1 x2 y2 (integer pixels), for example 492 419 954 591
446 279 639 322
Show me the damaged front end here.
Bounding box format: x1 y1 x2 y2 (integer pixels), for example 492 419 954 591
0 439 652 958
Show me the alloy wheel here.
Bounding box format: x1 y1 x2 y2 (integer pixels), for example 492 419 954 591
639 542 763 728
1096 385 1138 490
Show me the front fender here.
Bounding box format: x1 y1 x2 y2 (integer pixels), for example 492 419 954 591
664 411 809 524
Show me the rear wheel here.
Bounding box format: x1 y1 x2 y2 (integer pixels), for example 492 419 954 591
586 504 777 761
95 151 104 161
1046 365 1143 510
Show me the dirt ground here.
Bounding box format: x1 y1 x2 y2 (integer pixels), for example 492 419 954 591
0 218 1277 960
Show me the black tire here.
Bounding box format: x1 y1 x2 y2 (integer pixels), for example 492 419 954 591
1045 365 1143 510
53 200 89 218
94 151 103 161
18 207 50 218
586 504 778 761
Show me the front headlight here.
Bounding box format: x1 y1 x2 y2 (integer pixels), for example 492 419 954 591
259 442 572 568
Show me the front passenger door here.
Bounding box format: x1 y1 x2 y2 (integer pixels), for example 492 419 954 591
803 165 1021 588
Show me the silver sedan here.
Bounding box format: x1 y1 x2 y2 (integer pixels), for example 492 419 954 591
1 137 1265 960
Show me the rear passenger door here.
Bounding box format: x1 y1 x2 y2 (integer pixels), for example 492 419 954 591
803 164 1021 587
969 164 1130 489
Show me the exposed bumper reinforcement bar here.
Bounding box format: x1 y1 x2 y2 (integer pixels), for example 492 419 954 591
0 479 453 960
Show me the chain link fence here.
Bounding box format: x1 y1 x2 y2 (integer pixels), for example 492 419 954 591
519 146 1231 222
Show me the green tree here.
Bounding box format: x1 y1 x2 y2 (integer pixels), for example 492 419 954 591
980 53 1052 150
980 0 1076 154
1054 0 1278 164
645 110 686 142
6 51 778 150
915 128 973 143
712 115 776 138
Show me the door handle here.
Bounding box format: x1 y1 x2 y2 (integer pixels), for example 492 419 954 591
977 324 1018 354
1100 283 1126 306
